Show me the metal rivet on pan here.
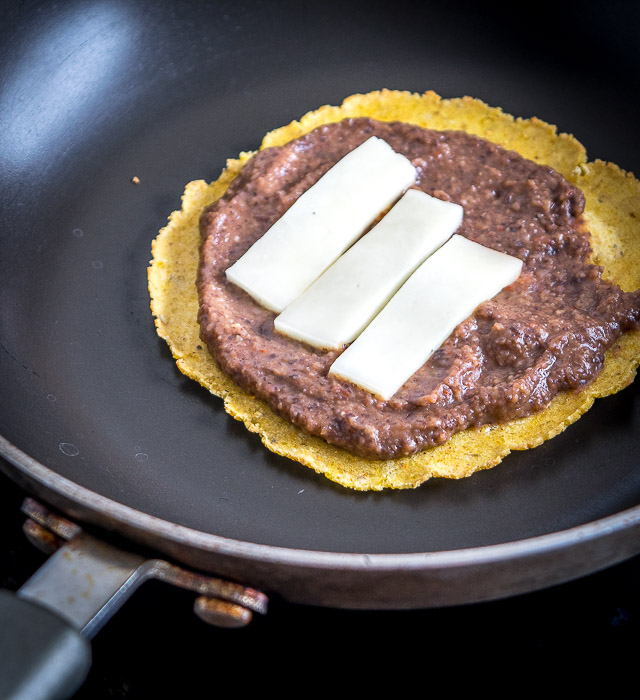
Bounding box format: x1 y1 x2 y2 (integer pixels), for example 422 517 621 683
22 519 64 555
193 596 253 629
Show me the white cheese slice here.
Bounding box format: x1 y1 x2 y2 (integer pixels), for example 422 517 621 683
329 235 523 400
225 136 417 312
274 189 463 349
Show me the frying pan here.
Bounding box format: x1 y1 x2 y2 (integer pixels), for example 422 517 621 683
1 0 639 695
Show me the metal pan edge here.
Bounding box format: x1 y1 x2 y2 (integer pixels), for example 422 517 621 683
2 434 639 610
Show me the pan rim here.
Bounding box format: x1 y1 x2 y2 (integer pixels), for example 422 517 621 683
2 433 639 571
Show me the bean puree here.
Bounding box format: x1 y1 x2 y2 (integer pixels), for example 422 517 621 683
197 118 640 459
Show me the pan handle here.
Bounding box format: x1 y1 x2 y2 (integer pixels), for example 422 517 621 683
0 590 91 700
0 498 269 698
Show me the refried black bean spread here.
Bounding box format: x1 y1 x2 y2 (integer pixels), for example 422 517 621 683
197 118 640 459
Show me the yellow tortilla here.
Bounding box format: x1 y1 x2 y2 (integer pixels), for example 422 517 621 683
148 90 640 491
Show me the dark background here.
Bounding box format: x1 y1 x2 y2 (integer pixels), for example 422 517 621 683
1 0 639 694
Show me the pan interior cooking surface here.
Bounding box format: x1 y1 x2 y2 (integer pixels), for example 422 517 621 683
1 0 639 556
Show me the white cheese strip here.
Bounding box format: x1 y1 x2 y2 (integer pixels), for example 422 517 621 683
274 189 463 349
225 137 417 312
329 235 523 400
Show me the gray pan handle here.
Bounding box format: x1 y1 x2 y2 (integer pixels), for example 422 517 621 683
0 499 269 698
0 590 91 700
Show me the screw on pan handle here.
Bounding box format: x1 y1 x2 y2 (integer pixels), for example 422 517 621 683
194 596 254 628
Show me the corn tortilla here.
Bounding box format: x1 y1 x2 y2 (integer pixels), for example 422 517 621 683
148 90 640 491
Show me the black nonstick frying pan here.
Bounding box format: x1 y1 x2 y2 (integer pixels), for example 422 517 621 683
1 0 639 696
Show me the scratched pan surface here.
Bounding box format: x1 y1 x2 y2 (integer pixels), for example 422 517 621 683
1 0 639 606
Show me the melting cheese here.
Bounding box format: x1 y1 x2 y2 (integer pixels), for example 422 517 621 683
274 189 462 348
225 136 416 312
329 235 523 400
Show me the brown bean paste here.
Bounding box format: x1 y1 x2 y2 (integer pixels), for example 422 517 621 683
197 118 640 459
